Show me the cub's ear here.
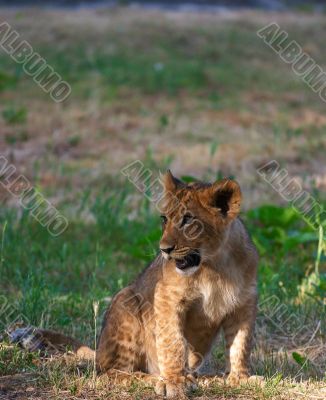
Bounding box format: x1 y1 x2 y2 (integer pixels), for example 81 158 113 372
206 179 242 220
160 170 184 192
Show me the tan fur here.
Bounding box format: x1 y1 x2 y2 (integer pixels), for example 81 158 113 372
27 172 258 399
95 171 258 398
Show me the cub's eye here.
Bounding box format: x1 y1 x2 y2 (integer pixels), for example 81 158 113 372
160 215 167 225
181 214 193 226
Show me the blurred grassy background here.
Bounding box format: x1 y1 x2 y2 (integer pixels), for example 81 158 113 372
0 5 325 399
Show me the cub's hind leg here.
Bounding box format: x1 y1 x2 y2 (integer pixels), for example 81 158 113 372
96 287 145 373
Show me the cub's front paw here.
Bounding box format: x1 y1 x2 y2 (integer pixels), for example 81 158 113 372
155 375 197 399
227 372 265 387
226 371 250 386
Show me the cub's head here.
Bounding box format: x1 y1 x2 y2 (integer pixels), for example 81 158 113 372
159 171 241 275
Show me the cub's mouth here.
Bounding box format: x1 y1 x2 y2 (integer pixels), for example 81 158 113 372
175 251 201 271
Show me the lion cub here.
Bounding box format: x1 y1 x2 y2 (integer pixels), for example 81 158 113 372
96 171 258 398
12 171 258 399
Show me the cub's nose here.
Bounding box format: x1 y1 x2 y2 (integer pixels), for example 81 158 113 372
160 245 175 254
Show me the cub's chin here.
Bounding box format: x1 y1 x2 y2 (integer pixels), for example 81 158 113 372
176 265 200 276
175 252 201 276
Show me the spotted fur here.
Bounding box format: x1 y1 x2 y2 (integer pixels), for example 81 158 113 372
12 172 258 399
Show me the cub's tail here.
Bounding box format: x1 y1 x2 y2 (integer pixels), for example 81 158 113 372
8 326 94 360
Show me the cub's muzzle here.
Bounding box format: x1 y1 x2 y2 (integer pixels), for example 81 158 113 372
175 251 201 270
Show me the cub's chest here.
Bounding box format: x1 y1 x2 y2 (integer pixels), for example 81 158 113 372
197 273 242 322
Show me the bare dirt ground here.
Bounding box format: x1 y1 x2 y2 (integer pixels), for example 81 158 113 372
0 8 325 210
0 6 325 400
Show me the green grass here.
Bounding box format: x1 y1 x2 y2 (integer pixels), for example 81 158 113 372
0 11 322 106
0 344 39 376
0 7 325 399
0 185 324 366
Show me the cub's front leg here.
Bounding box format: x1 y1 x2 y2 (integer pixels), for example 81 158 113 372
222 297 257 386
154 284 195 399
